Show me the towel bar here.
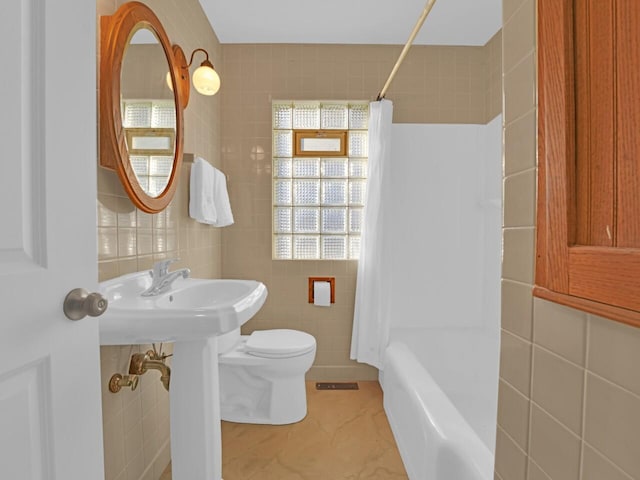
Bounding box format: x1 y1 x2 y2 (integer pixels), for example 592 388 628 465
183 153 229 180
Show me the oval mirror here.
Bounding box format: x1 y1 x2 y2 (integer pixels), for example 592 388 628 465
121 28 176 198
100 2 185 213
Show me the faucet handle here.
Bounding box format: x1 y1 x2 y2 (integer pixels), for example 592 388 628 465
152 258 179 277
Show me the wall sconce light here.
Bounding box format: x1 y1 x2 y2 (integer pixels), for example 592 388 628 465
185 48 220 96
167 46 221 106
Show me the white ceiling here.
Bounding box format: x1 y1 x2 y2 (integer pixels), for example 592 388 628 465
200 0 502 46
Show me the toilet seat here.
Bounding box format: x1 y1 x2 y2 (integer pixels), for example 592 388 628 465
245 329 316 358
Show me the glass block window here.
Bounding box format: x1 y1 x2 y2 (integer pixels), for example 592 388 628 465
121 100 176 197
273 101 369 260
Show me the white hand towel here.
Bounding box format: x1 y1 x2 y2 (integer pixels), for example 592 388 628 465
189 157 217 224
189 157 234 227
211 166 234 227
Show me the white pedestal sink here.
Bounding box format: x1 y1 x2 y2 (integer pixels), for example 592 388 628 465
98 272 268 480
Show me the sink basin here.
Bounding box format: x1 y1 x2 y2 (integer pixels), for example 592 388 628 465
98 271 268 345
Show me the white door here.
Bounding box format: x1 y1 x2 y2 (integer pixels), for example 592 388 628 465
0 1 105 479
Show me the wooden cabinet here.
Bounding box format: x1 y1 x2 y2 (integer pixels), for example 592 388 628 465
535 0 640 327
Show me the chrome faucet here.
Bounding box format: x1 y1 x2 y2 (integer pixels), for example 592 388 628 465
141 259 190 297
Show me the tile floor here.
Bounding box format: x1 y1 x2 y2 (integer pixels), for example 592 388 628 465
161 381 407 479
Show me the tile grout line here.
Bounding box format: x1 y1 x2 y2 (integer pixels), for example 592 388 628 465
578 315 590 480
581 437 636 480
525 314 535 479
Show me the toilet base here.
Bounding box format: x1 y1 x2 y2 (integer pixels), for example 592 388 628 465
219 367 308 425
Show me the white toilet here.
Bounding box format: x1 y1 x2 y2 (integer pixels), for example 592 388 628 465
217 327 316 425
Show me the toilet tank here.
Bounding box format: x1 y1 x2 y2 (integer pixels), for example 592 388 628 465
217 327 241 354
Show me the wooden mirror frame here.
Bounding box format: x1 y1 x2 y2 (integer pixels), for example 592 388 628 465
99 2 187 213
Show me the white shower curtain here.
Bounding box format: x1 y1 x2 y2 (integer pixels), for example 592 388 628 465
350 99 393 369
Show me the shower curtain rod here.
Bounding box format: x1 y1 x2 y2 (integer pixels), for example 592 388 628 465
376 0 437 101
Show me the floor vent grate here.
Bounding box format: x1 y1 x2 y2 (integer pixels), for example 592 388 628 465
315 382 359 390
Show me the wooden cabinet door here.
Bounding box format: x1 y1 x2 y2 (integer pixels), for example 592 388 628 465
536 0 640 326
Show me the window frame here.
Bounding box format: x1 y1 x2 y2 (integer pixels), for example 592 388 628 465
293 130 348 157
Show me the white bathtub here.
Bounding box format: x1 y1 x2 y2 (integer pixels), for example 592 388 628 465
375 120 501 480
381 338 496 480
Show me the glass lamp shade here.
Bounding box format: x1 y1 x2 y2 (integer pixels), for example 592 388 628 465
192 65 220 96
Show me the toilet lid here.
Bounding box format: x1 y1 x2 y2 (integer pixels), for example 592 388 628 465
245 329 316 358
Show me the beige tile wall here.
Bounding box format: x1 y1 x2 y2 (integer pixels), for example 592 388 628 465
486 30 503 120
96 0 222 478
220 40 501 381
496 0 640 478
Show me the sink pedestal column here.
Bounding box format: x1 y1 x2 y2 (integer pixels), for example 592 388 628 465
170 337 222 480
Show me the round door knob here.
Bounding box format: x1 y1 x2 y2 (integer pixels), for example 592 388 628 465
63 288 108 321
